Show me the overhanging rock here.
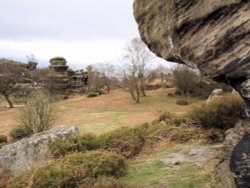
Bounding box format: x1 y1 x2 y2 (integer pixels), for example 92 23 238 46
134 0 250 114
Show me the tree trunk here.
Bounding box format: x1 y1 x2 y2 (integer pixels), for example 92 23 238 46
135 82 141 104
3 94 14 108
140 78 146 97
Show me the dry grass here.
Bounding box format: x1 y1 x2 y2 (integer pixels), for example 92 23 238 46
0 89 202 136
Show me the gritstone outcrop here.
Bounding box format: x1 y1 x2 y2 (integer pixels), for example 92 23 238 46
134 1 250 187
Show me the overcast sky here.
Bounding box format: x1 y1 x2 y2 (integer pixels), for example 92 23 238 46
0 0 142 68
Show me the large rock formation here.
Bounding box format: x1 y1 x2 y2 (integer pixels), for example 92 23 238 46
48 57 88 93
0 126 78 175
134 1 250 187
134 0 250 115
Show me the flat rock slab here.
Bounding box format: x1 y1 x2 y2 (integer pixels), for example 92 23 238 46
0 126 78 175
165 145 222 167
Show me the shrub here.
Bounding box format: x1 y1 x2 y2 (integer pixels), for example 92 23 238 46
188 95 244 130
172 65 199 97
9 126 33 140
96 127 146 158
190 80 232 99
158 112 172 122
87 92 99 98
168 127 202 143
0 165 13 188
49 134 97 157
19 91 55 133
204 128 223 143
0 135 7 143
9 151 127 188
79 176 127 188
176 99 189 106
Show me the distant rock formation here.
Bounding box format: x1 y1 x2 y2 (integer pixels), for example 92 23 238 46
134 1 250 187
48 57 88 93
0 126 78 175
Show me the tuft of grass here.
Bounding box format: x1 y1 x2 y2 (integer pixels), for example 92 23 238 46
0 135 7 143
9 126 33 140
87 92 99 98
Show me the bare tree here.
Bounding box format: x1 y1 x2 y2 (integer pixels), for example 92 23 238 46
156 64 170 86
0 60 25 108
122 38 153 103
19 91 56 133
92 63 115 93
172 65 199 97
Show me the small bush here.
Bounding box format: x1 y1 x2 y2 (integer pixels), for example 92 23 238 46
79 176 128 188
169 127 202 143
0 165 13 188
176 99 189 106
204 128 223 143
158 112 172 122
87 92 99 98
96 127 146 158
188 95 244 130
9 126 33 140
49 134 97 157
9 151 127 188
19 91 55 133
0 135 7 143
172 65 199 97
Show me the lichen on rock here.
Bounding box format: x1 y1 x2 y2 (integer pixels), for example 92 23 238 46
0 126 78 175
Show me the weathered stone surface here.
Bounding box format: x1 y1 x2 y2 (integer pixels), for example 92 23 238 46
206 89 223 103
134 1 250 187
218 120 250 188
0 126 78 175
134 0 250 114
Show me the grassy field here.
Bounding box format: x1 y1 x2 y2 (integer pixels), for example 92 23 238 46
123 143 222 188
0 88 202 136
0 89 224 188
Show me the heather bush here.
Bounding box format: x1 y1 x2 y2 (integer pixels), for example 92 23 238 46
87 92 99 98
9 151 127 188
0 135 7 143
189 95 244 130
9 126 33 140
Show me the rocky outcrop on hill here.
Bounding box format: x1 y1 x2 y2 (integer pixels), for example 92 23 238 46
134 1 250 187
48 57 88 93
0 126 78 175
134 0 250 115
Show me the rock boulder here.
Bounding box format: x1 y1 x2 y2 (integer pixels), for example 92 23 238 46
0 126 78 175
206 89 223 103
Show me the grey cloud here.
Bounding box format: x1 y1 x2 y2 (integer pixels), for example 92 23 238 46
0 0 139 41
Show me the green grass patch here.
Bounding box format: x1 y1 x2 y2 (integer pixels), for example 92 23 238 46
122 146 221 188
